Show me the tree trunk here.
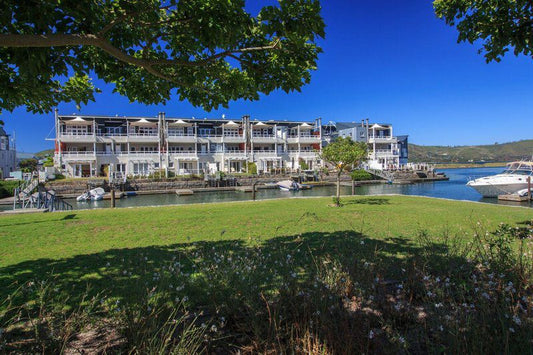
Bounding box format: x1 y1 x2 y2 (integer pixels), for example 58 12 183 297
352 179 355 195
336 172 341 207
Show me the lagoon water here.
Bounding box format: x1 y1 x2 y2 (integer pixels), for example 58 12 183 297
63 167 532 210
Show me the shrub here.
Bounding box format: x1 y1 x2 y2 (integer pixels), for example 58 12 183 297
0 180 21 198
247 162 257 175
350 169 373 181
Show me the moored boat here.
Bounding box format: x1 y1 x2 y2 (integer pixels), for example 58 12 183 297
277 180 299 191
466 160 533 198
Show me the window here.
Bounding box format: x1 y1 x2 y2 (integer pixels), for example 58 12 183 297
133 163 150 176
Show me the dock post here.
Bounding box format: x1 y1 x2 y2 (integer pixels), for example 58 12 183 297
352 179 355 195
252 180 257 200
111 186 116 208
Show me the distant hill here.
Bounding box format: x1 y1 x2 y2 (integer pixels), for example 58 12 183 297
34 149 54 158
409 140 533 163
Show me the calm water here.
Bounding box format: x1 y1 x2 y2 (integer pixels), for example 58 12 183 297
61 167 532 210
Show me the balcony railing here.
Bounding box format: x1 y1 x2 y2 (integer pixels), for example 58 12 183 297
168 132 195 137
96 132 127 137
223 132 243 138
60 132 94 138
368 135 393 139
252 132 275 138
128 131 158 137
62 151 95 155
371 149 399 156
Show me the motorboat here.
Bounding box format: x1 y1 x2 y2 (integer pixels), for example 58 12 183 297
277 180 300 191
76 187 106 202
466 160 533 197
90 187 105 201
517 188 533 198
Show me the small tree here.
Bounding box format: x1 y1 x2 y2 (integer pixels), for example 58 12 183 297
19 158 38 173
320 137 367 206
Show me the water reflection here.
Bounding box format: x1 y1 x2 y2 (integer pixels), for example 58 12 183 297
62 167 532 210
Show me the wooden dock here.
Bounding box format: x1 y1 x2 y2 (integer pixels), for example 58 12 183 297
103 192 124 200
498 194 531 202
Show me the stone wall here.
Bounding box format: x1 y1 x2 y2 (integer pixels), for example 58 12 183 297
45 174 356 196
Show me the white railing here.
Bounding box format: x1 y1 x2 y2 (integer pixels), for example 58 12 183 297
60 132 94 138
128 131 158 137
97 132 127 137
252 132 275 138
252 150 277 156
127 151 160 156
369 135 393 139
223 132 243 138
168 132 195 137
288 150 318 156
62 151 95 156
371 149 399 156
223 150 247 156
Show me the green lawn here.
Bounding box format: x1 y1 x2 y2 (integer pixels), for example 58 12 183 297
1 195 531 267
1 196 532 353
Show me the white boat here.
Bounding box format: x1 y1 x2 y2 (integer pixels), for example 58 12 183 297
277 180 299 191
466 161 533 197
516 187 533 197
76 187 105 202
76 191 90 202
90 187 105 201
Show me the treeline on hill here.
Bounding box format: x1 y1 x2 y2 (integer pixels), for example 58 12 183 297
409 140 533 163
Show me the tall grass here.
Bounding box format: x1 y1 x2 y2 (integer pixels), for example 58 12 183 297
1 219 532 353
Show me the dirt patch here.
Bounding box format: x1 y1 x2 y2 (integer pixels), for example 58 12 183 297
64 326 125 354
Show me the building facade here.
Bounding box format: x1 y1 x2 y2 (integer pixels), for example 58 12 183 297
52 112 323 178
335 120 408 170
0 127 16 179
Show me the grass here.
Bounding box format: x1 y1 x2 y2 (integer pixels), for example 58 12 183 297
0 196 532 353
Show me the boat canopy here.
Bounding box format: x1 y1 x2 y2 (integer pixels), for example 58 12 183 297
299 123 312 130
504 161 533 175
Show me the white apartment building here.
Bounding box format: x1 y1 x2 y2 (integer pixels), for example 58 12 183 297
335 120 408 170
52 112 323 178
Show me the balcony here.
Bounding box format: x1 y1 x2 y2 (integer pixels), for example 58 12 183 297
169 151 198 159
368 135 396 143
223 132 245 142
59 132 95 142
96 131 128 143
252 150 278 157
287 133 321 143
221 150 247 158
128 131 159 142
288 150 318 158
61 151 96 160
371 149 399 157
167 132 197 143
127 151 160 159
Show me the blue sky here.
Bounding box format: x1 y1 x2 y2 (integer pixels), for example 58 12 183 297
2 0 533 152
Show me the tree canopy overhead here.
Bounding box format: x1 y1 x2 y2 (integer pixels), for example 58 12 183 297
0 0 325 114
434 0 533 62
